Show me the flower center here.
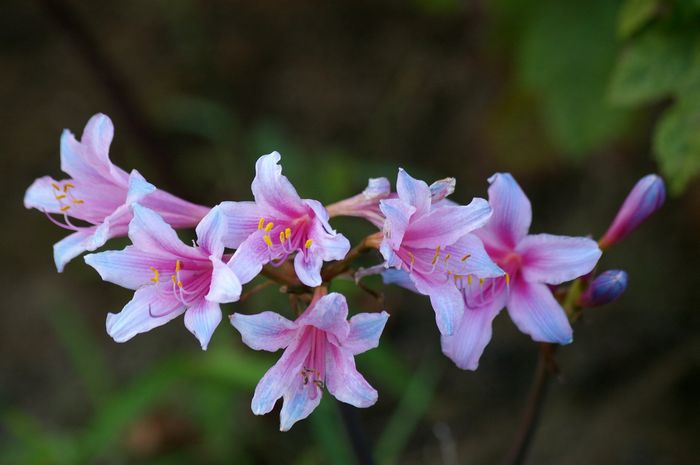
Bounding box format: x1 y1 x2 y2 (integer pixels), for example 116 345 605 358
300 328 326 398
257 217 313 266
148 259 210 313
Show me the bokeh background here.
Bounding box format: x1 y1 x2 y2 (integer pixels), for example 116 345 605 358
2 0 700 464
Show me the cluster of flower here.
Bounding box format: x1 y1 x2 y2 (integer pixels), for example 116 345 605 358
25 114 665 430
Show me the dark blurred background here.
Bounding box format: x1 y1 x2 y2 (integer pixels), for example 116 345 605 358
2 0 699 464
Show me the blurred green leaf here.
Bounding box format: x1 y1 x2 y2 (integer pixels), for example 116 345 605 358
618 0 659 38
47 306 112 408
517 0 631 157
609 30 692 106
653 97 700 193
375 352 441 465
309 398 356 465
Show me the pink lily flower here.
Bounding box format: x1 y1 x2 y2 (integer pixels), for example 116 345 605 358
325 177 392 227
231 292 388 431
379 169 503 336
84 204 241 349
218 152 350 287
442 173 602 370
24 114 210 272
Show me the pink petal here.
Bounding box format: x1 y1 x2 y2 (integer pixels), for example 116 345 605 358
251 152 307 219
251 337 309 416
344 312 389 355
184 299 222 350
293 250 324 287
402 198 492 249
298 293 350 342
24 176 73 214
396 168 431 216
205 257 241 303
218 201 262 248
54 230 94 272
279 371 323 431
517 234 601 285
230 311 297 352
445 234 504 278
507 280 573 344
125 169 156 204
128 204 199 260
84 246 172 290
325 345 378 408
477 173 532 252
195 205 227 257
427 283 465 336
140 189 211 229
228 230 272 285
106 285 184 343
441 292 506 370
379 198 416 252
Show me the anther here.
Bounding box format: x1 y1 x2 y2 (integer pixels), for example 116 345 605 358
263 235 273 247
304 239 313 249
279 231 286 244
444 254 451 263
149 266 160 283
505 273 510 286
467 275 473 285
55 194 66 200
264 222 274 232
71 199 85 204
258 217 265 230
461 254 471 262
60 205 71 212
284 228 291 239
51 183 60 190
431 245 441 265
63 183 75 192
175 260 181 273
479 278 485 286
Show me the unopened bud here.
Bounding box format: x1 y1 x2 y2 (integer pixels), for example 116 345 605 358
430 177 456 203
579 270 628 308
599 175 665 249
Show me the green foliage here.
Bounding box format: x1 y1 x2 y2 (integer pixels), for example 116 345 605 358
618 0 659 38
654 97 700 193
510 0 631 157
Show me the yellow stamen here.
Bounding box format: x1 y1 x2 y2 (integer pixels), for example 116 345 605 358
171 275 177 284
149 266 160 283
408 251 415 267
264 222 274 232
467 275 473 285
258 217 265 230
431 245 441 265
72 199 85 204
304 239 313 249
60 205 71 212
461 254 471 261
51 182 60 190
175 260 181 272
279 231 286 243
263 235 273 247
444 253 451 263
177 281 183 288
285 228 291 239
55 194 66 200
505 272 510 286
479 278 485 286
63 183 75 192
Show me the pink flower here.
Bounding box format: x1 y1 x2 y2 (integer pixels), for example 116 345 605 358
218 152 350 287
379 169 503 336
231 292 388 431
599 174 665 249
84 204 241 349
24 114 210 272
325 177 392 227
441 173 602 370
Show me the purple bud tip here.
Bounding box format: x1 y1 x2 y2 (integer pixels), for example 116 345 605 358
599 175 665 249
579 270 628 308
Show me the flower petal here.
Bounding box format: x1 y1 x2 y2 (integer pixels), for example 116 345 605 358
446 234 504 278
507 280 573 344
279 372 323 431
293 250 324 287
217 201 262 248
326 345 378 408
84 247 172 289
54 230 93 272
379 198 416 252
441 292 506 370
252 337 308 416
184 299 222 350
477 173 532 252
430 177 456 203
381 269 420 293
24 176 73 214
125 169 156 205
251 152 307 219
196 205 227 257
106 285 184 343
343 311 389 355
396 168 431 216
230 311 298 352
228 231 270 285
427 283 465 336
403 198 492 249
517 234 602 285
128 204 198 259
298 293 350 342
206 257 242 303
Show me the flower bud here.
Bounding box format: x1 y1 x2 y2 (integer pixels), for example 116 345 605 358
599 175 665 249
325 177 391 227
430 177 456 203
579 270 628 308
